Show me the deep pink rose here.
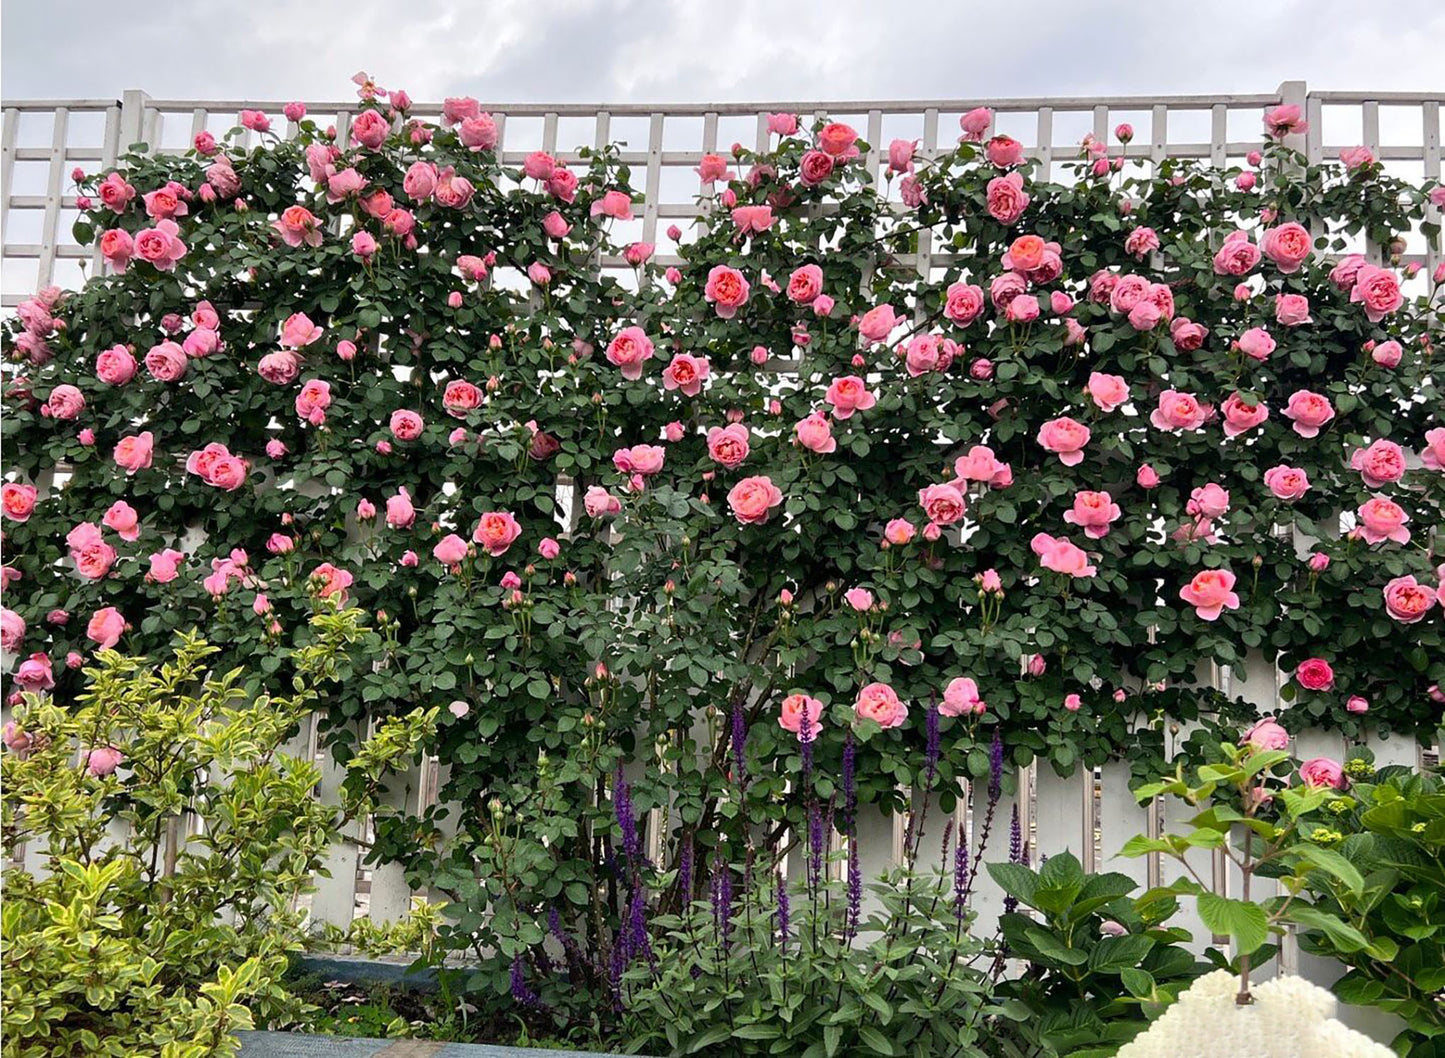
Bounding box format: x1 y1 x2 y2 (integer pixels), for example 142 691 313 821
663 353 710 396
1383 575 1436 624
727 476 783 524
706 424 750 468
854 682 907 729
1299 758 1346 790
1063 491 1121 539
1282 390 1335 438
606 327 654 380
1261 222 1312 273
1263 465 1310 501
1296 658 1335 691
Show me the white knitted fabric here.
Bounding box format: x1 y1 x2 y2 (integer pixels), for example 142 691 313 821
1116 970 1394 1058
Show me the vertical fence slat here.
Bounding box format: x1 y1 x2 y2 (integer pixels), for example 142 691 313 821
35 107 69 291
968 773 1020 934
1097 760 1152 889
0 108 19 245
1031 764 1091 866
308 722 361 930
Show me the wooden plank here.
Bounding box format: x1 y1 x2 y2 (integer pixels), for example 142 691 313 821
1032 764 1091 866
35 107 68 291
967 772 1020 936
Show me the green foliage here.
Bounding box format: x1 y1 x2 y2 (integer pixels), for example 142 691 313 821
989 852 1213 1056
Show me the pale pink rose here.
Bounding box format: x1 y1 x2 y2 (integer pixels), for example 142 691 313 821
542 211 571 239
778 693 824 740
101 500 140 541
606 326 654 380
1349 264 1403 321
953 446 1010 486
1063 693 1082 712
272 205 323 248
472 511 521 556
1264 104 1309 138
858 304 899 343
1188 484 1231 520
337 339 357 361
182 327 219 358
1350 439 1407 487
280 312 323 349
100 228 134 271
44 384 85 420
113 431 154 474
325 167 366 203
1383 575 1436 624
1085 372 1129 412
309 562 353 601
1345 695 1369 714
1356 496 1410 545
1221 393 1269 437
1108 274 1151 315
385 488 415 529
1329 254 1368 292
1178 568 1240 621
768 112 799 136
351 231 377 259
144 341 188 382
1274 293 1312 326
527 262 551 286
1007 294 1041 323
86 607 125 650
707 424 751 469
941 676 985 717
663 421 685 442
95 344 139 386
524 150 557 181
1170 317 1208 351
795 413 837 454
1263 465 1310 501
1124 226 1160 258
2 483 38 522
1236 327 1276 361
1213 231 1261 276
388 410 421 442
825 376 877 419
546 166 577 203
1261 222 1312 273
1282 390 1335 438
1371 340 1403 368
1030 533 1097 578
457 113 498 151
185 443 249 491
816 122 859 159
433 534 470 564
1421 427 1445 471
583 486 622 518
85 746 124 777
727 475 783 524
295 379 332 425
1150 390 1211 432
148 548 185 583
258 350 301 385
1243 718 1289 751
883 518 916 546
1036 416 1090 466
985 134 1023 168
918 483 967 526
15 653 55 691
589 189 634 220
943 282 985 325
903 334 948 376
854 682 907 729
1299 758 1345 790
620 444 666 475
844 587 874 612
623 241 654 266
663 353 710 396
990 271 1028 311
1063 491 1121 539
985 171 1030 224
0 609 24 653
731 205 773 235
1051 291 1075 315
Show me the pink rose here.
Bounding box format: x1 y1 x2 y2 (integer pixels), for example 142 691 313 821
537 537 560 561
1350 439 1407 487
857 304 899 343
825 375 877 419
727 475 783 524
1371 340 1403 368
1274 294 1312 326
385 488 416 529
663 353 710 396
101 500 140 541
1085 372 1129 412
1243 719 1289 751
985 134 1023 168
1236 327 1276 361
798 150 835 185
1036 417 1090 466
1151 390 1211 432
1346 695 1369 714
959 107 991 141
389 410 423 441
1421 427 1445 471
1264 104 1309 138
606 326 654 380
940 677 985 717
182 328 219 358
583 486 622 518
1170 318 1208 351
1124 226 1160 258
1030 533 1097 578
985 172 1030 224
144 341 188 382
1282 390 1335 438
854 682 907 729
273 205 323 248
113 432 154 474
1063 491 1121 539
97 171 136 212
86 607 125 650
1220 393 1269 437
1300 758 1346 790
918 483 967 526
1263 465 1311 501
794 413 837 454
85 746 125 777
279 312 323 349
433 534 470 564
768 113 799 136
707 424 751 469
953 446 1010 486
1356 496 1410 545
1349 264 1403 321
1383 575 1436 624
1212 231 1261 276
473 511 521 556
148 548 185 583
787 264 823 303
258 350 301 385
1329 254 1368 292
542 211 571 239
844 587 874 612
1179 568 1241 621
2 483 38 522
943 282 985 325
1007 294 1041 323
883 518 916 546
589 189 633 220
15 653 55 691
0 609 24 654
779 693 824 740
1296 658 1335 691
99 346 138 388
818 122 859 158
308 562 353 601
443 380 484 417
44 384 85 420
619 443 665 476
1261 222 1312 273
99 228 134 271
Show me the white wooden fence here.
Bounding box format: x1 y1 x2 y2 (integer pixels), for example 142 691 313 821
3 82 1443 1043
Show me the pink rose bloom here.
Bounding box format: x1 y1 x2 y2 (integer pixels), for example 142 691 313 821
854 682 907 729
1124 227 1160 258
1108 274 1151 315
458 113 498 151
663 421 685 442
1179 568 1241 621
0 609 25 654
351 231 378 259
1261 222 1312 273
295 379 332 425
816 122 859 158
1064 491 1121 539
1356 496 1410 545
144 341 188 382
273 205 323 248
473 511 522 556
523 150 557 181
86 607 125 650
731 205 773 235
1350 439 1407 487
1007 294 1041 323
918 483 967 526
606 326 654 380
1051 291 1075 315
1170 318 1208 351
85 746 125 777
943 282 985 325
527 262 551 286
787 264 824 303
857 304 898 343
546 166 577 203
706 424 751 468
433 534 470 564
768 112 799 136
542 211 571 239
624 241 654 266
940 677 985 717
99 228 134 271
44 384 85 420
1296 657 1334 691
402 161 438 202
795 413 837 454
985 134 1023 168
825 376 877 419
583 486 622 518
337 339 357 361
883 518 916 546
1212 231 1261 276
1421 427 1445 471
798 149 835 185
1085 372 1129 412
113 431 154 474
1346 695 1369 714
15 653 55 691
844 587 874 612
589 189 634 220
990 271 1027 311
1329 254 1368 292
186 443 249 491
240 108 271 132
258 350 301 385
1063 693 1082 712
1264 104 1309 138
307 562 353 601
1282 390 1335 438
779 693 824 740
101 500 140 541
1188 483 1230 520
1243 718 1290 751
97 171 136 212
621 444 666 475
1036 417 1090 466
1371 340 1403 368
2 482 38 522
325 167 366 203
1236 327 1276 361
1308 552 1330 573
1300 758 1346 790
441 96 480 126
1030 533 1097 578
1220 393 1269 437
142 182 189 221
280 312 323 349
385 488 415 529
1273 296 1312 331
663 353 710 396
985 171 1030 224
1151 390 1211 432
182 328 219 358
443 379 484 417
953 446 1011 487
1263 465 1311 501
1349 264 1403 321
727 475 783 524
1383 575 1436 624
148 548 185 582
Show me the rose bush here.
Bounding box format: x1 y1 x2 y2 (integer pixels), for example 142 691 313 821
2 75 1443 1020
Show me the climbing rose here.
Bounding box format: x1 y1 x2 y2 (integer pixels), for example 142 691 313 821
1350 439 1407 487
1263 465 1311 501
854 682 907 729
1036 417 1090 466
1383 576 1436 624
727 476 783 524
706 424 750 469
1063 491 1121 538
606 326 654 380
1261 222 1312 273
1282 390 1335 437
1356 497 1410 545
941 677 985 717
1300 758 1346 790
1030 533 1097 578
663 353 710 396
1179 569 1240 621
779 693 824 740
824 376 876 419
472 511 522 556
917 483 966 526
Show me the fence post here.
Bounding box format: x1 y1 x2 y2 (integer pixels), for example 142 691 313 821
1274 80 1310 159
118 89 152 151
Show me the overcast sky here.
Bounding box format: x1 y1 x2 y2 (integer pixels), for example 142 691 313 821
4 0 1443 105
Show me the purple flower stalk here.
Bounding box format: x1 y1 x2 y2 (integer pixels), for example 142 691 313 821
676 834 694 903
627 887 655 969
952 830 970 921
807 801 825 891
510 956 542 1008
614 767 641 864
842 733 857 825
730 699 748 789
845 838 862 942
1004 804 1023 913
775 875 791 951
988 729 1005 803
800 715 814 786
711 867 734 950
